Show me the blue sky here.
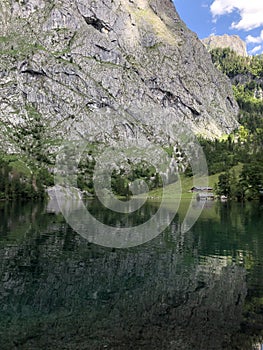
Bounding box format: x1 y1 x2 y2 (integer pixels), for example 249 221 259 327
173 0 263 55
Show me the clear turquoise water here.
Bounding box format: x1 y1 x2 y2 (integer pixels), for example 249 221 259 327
0 200 262 349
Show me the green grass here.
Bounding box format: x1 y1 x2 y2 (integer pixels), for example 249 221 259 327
137 163 244 200
139 167 245 223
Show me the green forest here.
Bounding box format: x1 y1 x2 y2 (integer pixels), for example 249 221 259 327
0 155 52 200
208 48 263 200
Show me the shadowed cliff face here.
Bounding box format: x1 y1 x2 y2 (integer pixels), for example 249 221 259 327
0 0 238 159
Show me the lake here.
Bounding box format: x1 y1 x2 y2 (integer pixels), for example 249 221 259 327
0 199 262 349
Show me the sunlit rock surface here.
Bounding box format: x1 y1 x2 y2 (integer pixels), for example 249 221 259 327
0 0 239 162
202 34 248 57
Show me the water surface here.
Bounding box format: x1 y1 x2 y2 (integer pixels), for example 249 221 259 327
0 200 262 349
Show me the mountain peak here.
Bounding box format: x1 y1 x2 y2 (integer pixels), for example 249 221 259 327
202 34 247 57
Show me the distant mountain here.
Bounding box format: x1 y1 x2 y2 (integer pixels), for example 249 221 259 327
202 35 247 57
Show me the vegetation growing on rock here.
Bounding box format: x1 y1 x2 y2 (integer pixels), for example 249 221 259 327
208 48 263 200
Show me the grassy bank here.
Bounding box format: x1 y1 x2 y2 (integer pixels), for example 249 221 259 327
137 164 243 200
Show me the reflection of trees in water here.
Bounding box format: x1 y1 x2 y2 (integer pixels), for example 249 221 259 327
86 198 159 227
193 202 263 265
0 201 262 349
0 201 46 240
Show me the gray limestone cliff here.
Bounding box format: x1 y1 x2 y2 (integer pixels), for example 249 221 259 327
0 0 239 163
202 34 248 57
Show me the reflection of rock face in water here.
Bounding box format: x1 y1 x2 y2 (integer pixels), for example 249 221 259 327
46 185 83 214
0 213 248 349
49 197 178 248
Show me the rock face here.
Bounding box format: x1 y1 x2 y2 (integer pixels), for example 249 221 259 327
0 0 239 163
202 34 248 57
